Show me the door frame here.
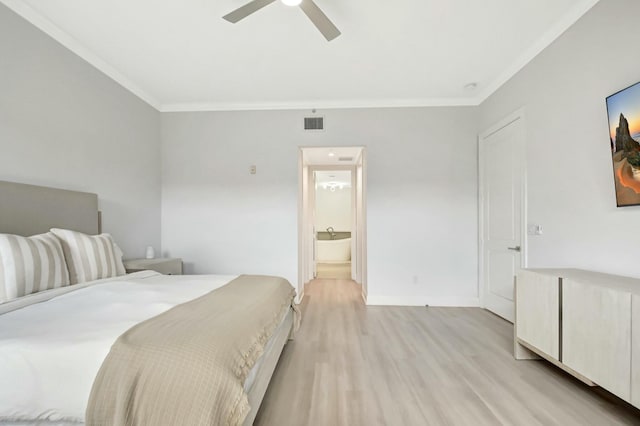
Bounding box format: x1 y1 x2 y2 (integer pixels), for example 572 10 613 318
478 108 528 313
298 147 367 303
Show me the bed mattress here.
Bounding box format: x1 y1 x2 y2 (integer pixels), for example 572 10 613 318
0 271 287 425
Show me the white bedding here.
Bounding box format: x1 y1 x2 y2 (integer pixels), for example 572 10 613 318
0 271 240 423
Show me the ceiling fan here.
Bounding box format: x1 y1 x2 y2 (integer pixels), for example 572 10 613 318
223 0 341 41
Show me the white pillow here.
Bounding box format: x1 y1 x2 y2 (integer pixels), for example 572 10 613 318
0 232 70 303
112 243 127 276
50 229 126 284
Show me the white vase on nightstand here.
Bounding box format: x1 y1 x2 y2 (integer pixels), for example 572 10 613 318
145 246 155 259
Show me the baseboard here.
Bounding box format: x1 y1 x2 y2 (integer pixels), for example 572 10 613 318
297 281 307 304
366 295 481 307
297 290 304 304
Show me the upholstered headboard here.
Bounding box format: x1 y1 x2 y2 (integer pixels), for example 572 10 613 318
0 180 99 236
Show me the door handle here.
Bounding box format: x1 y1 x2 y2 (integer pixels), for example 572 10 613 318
507 246 521 252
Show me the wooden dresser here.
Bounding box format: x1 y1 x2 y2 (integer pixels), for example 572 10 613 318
515 268 640 408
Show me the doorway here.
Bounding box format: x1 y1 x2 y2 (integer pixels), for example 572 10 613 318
298 147 367 302
314 170 353 279
479 109 527 323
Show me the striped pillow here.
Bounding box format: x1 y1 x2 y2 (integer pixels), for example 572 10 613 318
0 232 70 303
51 229 126 284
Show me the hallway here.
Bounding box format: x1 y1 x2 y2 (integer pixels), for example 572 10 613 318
315 263 352 279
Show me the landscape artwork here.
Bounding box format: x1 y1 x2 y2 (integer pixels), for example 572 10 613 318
607 81 640 207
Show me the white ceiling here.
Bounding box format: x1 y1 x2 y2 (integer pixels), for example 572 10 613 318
302 147 362 166
316 170 351 186
1 0 600 111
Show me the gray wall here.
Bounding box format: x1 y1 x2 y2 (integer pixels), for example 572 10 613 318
0 4 161 258
479 0 640 277
161 107 479 306
6 0 638 302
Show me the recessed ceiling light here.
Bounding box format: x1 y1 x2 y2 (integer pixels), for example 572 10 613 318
281 0 302 6
464 82 478 91
328 151 335 157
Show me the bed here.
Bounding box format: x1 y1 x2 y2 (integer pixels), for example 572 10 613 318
0 181 298 426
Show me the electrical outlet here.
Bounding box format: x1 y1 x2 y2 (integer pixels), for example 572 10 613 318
250 165 256 175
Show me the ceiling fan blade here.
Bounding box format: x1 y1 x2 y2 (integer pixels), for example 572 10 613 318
299 0 341 41
223 0 278 23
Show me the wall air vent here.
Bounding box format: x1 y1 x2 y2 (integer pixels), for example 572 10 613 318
304 116 324 131
339 157 353 162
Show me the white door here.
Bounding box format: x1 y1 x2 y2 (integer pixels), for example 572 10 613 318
480 113 525 322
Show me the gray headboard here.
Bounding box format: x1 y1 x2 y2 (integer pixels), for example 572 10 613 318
0 180 99 236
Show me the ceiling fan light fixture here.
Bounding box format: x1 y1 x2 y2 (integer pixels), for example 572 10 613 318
223 0 340 41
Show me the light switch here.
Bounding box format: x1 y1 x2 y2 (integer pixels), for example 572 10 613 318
250 165 257 175
527 224 543 235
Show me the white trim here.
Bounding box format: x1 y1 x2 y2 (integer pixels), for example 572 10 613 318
476 0 600 103
297 150 306 300
478 107 528 310
358 150 368 302
160 98 479 112
479 108 524 141
366 295 480 307
0 0 161 110
351 167 357 281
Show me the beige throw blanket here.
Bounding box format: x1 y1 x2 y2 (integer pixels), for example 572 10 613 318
86 275 299 426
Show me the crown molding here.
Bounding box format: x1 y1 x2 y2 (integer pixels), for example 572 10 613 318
159 97 481 112
1 0 161 110
2 0 600 113
476 0 601 103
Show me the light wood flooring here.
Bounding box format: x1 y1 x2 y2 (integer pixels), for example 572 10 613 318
315 263 352 280
254 278 640 425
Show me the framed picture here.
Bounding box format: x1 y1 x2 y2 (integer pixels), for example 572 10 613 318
606 81 640 207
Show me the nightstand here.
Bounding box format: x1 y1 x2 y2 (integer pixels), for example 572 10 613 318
124 258 183 275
